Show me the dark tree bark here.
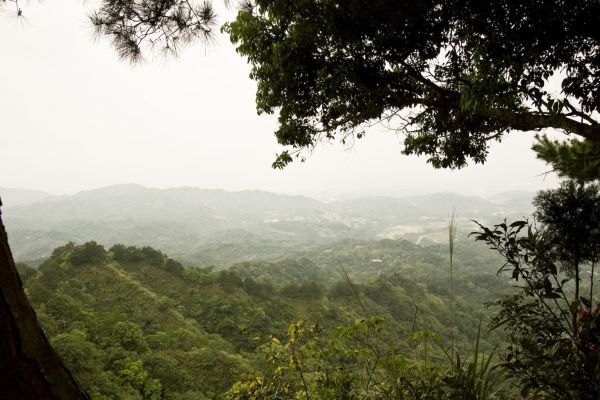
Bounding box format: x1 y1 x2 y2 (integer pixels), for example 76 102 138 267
0 198 89 400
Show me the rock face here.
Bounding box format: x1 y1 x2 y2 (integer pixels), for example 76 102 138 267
0 198 89 400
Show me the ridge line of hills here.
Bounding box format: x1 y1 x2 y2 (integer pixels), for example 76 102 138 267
1 183 534 208
1 184 535 265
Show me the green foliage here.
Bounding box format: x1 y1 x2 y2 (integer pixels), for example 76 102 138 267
25 240 508 399
51 329 103 382
281 281 323 299
473 183 600 398
533 135 600 183
109 357 162 400
70 241 107 266
228 318 509 400
45 293 95 333
26 242 254 399
110 244 184 274
16 262 37 282
534 181 600 272
442 322 508 400
112 322 149 353
224 0 600 168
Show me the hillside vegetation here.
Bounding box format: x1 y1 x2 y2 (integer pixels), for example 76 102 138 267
2 185 533 265
20 240 509 399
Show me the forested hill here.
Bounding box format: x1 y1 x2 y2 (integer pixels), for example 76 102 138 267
2 184 534 264
19 241 509 399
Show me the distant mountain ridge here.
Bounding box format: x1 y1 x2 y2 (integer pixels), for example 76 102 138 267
0 187 53 207
5 184 321 222
2 184 535 264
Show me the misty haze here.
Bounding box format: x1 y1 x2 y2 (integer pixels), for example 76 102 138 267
1 184 534 267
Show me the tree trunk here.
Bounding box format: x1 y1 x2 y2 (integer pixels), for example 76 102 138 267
0 198 89 399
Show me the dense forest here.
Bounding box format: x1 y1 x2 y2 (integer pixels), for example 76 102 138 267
18 239 510 399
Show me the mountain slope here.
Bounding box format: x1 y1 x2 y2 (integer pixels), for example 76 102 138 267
0 187 53 207
21 241 509 399
5 185 534 264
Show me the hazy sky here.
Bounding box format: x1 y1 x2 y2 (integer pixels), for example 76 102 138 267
1 2 562 199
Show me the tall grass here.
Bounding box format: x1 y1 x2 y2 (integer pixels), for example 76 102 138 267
337 265 366 315
448 210 458 356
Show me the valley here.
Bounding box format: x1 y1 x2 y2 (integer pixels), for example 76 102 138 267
1 184 534 267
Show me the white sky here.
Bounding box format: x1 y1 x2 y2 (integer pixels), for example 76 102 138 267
0 2 561 199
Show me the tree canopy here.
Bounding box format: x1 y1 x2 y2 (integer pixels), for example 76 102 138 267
222 0 600 169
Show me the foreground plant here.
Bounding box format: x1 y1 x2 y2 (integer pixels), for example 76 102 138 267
473 181 600 399
442 321 508 400
228 317 509 400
